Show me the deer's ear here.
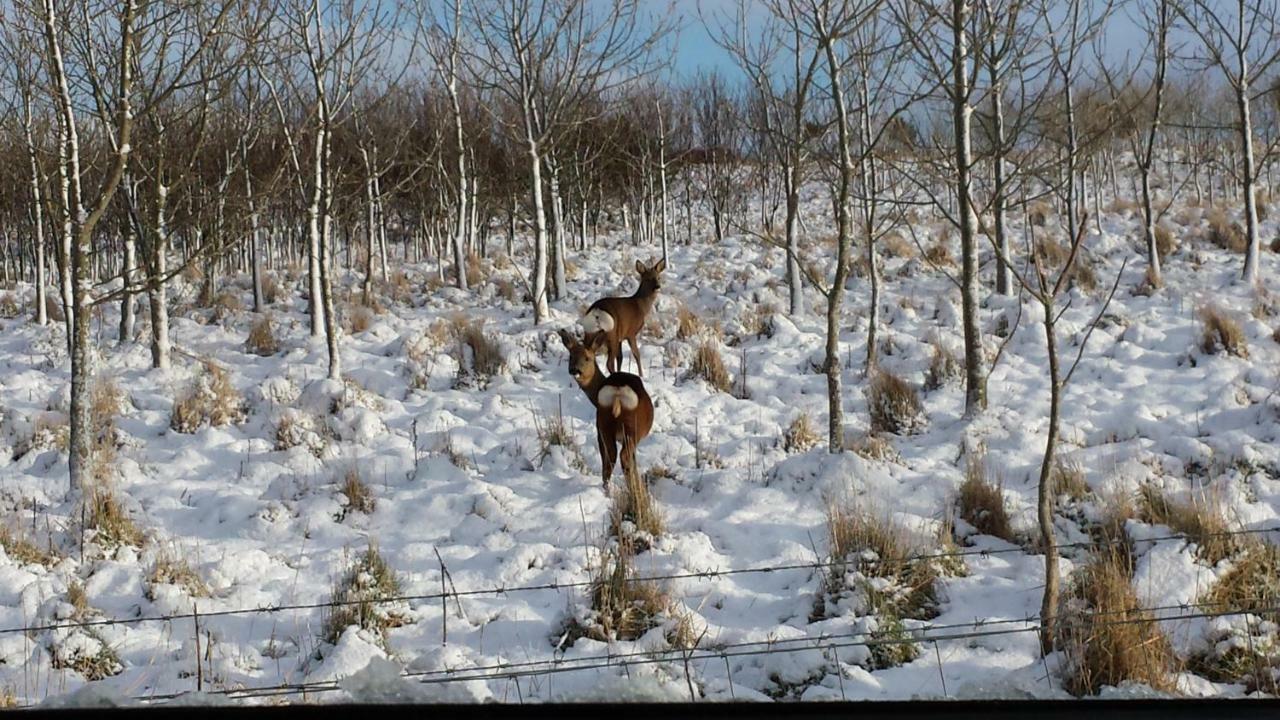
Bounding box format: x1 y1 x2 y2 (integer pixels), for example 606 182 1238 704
557 328 576 349
653 258 667 274
635 259 645 274
587 332 608 353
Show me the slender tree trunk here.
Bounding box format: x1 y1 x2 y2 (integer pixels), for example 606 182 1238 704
528 140 551 323
119 227 136 342
1038 302 1061 654
1237 76 1260 283
822 26 853 453
954 0 987 414
149 183 172 370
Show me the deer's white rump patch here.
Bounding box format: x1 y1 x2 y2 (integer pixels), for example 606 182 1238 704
597 385 639 412
581 308 616 334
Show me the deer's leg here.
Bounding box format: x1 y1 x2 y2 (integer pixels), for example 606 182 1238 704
609 338 622 375
598 423 618 487
626 335 643 377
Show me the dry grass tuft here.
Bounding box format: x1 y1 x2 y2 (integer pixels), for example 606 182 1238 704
450 315 504 387
261 273 282 305
923 338 962 391
533 403 586 473
1190 541 1280 693
1052 457 1090 501
676 304 708 340
581 539 674 642
1155 224 1177 260
1029 201 1052 227
867 370 926 436
50 627 123 680
883 232 916 259
1058 551 1177 696
345 304 376 334
1206 209 1247 253
245 315 280 356
1138 484 1237 565
86 485 143 549
689 340 732 393
146 549 209 600
923 230 955 267
817 502 954 668
1198 305 1249 359
957 451 1014 542
338 467 376 517
609 465 664 540
170 361 246 433
322 543 409 648
66 580 90 618
0 523 55 567
0 292 20 319
783 412 821 454
210 290 244 323
849 433 901 463
273 410 329 458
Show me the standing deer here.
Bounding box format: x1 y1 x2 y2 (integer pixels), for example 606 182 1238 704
579 258 666 377
557 329 654 488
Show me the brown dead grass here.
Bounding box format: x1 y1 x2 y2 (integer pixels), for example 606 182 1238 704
1206 209 1247 253
1138 484 1238 565
1198 305 1249 359
957 451 1015 542
690 340 732 393
245 315 280 356
339 467 376 516
783 412 821 454
1058 550 1178 696
171 361 246 433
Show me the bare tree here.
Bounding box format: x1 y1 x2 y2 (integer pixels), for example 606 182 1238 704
1177 0 1280 284
895 0 987 415
462 0 669 325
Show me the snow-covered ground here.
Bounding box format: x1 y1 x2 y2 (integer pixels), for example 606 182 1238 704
1 193 1279 705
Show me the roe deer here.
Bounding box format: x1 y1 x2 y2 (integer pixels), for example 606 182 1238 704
579 258 666 377
558 329 654 488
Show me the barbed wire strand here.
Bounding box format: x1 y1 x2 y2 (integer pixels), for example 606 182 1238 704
4 525 1276 637
123 601 1280 704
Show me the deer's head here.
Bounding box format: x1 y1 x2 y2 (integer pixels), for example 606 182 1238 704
635 258 667 295
558 329 605 385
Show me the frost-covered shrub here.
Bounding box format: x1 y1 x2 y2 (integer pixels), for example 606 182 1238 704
170 362 246 433
1058 551 1176 696
867 371 926 435
274 409 329 458
49 627 123 681
322 544 409 649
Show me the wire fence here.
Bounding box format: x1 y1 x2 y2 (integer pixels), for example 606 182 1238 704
4 525 1277 705
3 525 1276 637
126 599 1280 704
